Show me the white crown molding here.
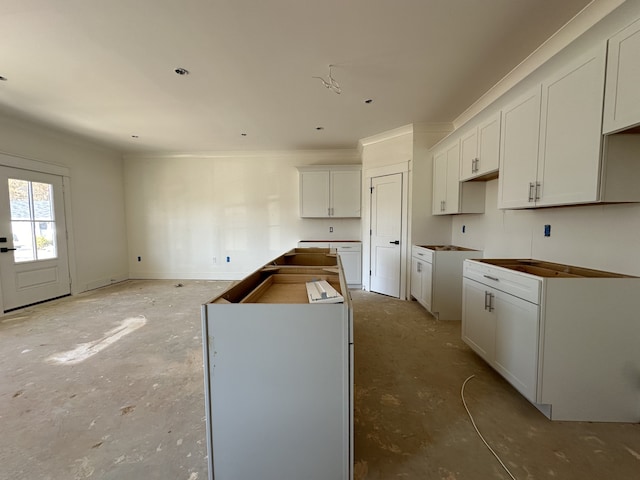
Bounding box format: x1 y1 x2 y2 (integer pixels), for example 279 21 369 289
123 148 360 161
358 124 414 148
454 0 626 129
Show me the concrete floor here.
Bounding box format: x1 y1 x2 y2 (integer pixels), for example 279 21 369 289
0 280 638 479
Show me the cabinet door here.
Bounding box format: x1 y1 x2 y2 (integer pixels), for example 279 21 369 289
493 289 540 403
443 142 461 214
460 128 478 181
498 86 542 209
432 150 448 214
603 18 640 134
420 261 433 312
537 44 606 207
461 279 496 361
476 112 500 177
300 171 330 217
410 258 422 301
337 250 361 286
331 170 361 217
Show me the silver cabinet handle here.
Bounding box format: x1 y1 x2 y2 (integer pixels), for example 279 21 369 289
488 292 495 312
484 291 491 310
417 252 424 257
417 262 422 273
483 275 499 282
528 182 535 202
535 182 541 201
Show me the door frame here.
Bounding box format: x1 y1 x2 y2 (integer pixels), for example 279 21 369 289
362 161 410 299
0 151 76 314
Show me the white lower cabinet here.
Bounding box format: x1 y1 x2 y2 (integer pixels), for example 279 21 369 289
462 276 539 402
298 241 362 288
411 245 482 320
462 259 640 422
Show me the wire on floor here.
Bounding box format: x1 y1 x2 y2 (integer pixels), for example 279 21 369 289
461 375 518 480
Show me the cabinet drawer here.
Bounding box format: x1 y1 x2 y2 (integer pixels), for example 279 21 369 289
332 242 362 252
463 260 540 304
411 245 433 263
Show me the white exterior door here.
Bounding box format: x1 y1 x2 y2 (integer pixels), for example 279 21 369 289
0 167 71 311
369 173 402 297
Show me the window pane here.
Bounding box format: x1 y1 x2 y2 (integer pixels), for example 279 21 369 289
36 222 57 260
9 179 32 220
32 182 54 220
12 220 36 262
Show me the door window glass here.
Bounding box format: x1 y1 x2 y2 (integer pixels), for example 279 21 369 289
8 179 57 262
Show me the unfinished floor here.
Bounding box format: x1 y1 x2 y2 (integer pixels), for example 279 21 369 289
0 280 638 480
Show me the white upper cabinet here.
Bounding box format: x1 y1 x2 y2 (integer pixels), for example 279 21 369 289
432 140 485 215
603 18 640 134
498 86 542 209
537 43 606 206
499 44 608 208
298 166 361 218
432 141 460 215
460 112 501 181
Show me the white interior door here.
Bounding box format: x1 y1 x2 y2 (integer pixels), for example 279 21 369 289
0 167 71 311
369 173 402 297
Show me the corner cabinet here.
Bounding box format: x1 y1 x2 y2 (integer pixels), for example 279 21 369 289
298 166 361 218
432 141 484 215
603 17 640 134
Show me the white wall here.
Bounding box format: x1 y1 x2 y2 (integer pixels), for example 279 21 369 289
451 180 640 276
0 113 128 293
124 151 361 280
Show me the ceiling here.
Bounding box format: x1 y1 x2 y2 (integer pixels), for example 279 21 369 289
0 0 594 154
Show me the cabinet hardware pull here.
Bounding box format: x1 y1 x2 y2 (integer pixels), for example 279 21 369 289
528 182 535 202
417 262 422 273
535 182 541 201
417 253 424 256
483 275 499 282
488 293 495 312
484 291 490 310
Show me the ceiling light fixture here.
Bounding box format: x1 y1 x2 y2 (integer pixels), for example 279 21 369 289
313 65 341 94
174 67 190 76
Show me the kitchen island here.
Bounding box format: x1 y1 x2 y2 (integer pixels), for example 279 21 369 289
201 248 353 480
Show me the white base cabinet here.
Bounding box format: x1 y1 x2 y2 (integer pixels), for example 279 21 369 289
411 245 482 320
202 249 353 480
462 259 640 422
298 241 362 288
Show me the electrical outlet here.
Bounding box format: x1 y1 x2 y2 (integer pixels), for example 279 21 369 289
329 226 333 233
462 225 466 233
137 256 141 262
226 256 231 263
544 224 551 237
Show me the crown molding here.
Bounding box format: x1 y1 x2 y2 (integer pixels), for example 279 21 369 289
454 0 626 128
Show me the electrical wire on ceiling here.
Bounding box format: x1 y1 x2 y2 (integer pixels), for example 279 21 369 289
313 64 342 94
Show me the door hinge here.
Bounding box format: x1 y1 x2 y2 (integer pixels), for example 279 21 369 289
369 270 372 275
370 186 374 194
369 229 372 236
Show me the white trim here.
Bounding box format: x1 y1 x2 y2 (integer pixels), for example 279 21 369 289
454 0 626 128
123 148 360 161
364 161 410 179
0 151 70 177
362 160 411 299
359 125 413 148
